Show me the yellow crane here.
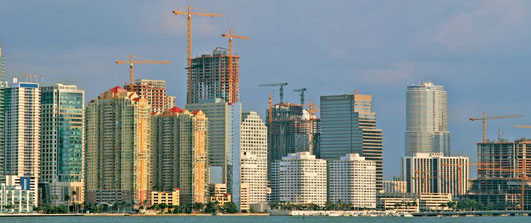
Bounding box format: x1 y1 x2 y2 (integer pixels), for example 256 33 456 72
115 55 171 92
221 29 249 103
469 112 523 143
172 5 222 103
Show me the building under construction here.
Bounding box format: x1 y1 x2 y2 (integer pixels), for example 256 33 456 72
464 139 531 210
266 103 313 179
188 48 240 104
124 79 175 113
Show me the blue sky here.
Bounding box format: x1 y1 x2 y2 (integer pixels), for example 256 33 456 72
2 0 531 178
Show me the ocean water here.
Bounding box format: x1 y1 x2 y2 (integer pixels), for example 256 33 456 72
0 216 530 223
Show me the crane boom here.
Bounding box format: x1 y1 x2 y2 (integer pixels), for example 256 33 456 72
221 29 249 103
115 55 171 92
293 88 307 105
469 112 523 143
259 82 288 103
515 125 531 128
172 5 222 103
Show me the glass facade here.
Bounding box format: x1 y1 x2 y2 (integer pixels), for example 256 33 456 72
40 84 85 205
405 82 450 156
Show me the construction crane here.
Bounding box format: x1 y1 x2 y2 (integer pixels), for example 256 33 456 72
115 55 171 92
515 125 531 128
221 29 249 103
469 112 523 143
293 88 307 105
259 82 288 103
477 166 529 210
411 170 431 194
172 5 222 103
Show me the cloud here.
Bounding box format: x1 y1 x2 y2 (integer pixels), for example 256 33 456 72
360 62 417 86
435 0 531 50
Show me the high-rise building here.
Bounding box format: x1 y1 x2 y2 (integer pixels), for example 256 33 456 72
271 152 327 206
0 47 6 184
266 103 312 179
2 81 41 205
328 153 376 209
405 82 450 156
320 93 383 190
240 111 268 207
175 110 209 205
40 84 85 205
124 79 175 113
186 99 241 188
85 86 151 207
188 48 240 104
402 152 469 196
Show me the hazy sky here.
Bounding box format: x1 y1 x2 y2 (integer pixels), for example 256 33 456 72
2 0 531 178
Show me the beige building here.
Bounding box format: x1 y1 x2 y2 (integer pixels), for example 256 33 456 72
240 183 250 212
383 177 407 193
240 112 268 206
377 192 452 212
85 86 151 207
150 188 179 206
125 79 175 113
209 183 231 205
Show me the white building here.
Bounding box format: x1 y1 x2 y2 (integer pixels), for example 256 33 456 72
383 177 407 193
402 153 469 196
2 81 41 205
328 153 376 209
273 152 327 206
0 175 37 213
240 111 267 208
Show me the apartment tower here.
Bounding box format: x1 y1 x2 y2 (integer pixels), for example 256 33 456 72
124 79 175 113
85 86 151 207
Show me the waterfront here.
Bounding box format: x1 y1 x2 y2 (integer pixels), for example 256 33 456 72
0 216 530 223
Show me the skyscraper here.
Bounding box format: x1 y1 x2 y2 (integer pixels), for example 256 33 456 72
85 86 151 207
0 47 6 184
402 152 469 196
186 99 241 188
40 84 85 205
320 93 383 190
124 79 175 113
2 81 41 205
405 82 450 156
151 107 210 205
240 111 268 207
188 48 240 104
266 103 312 179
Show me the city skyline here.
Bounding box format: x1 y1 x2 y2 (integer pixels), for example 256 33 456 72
2 1 531 179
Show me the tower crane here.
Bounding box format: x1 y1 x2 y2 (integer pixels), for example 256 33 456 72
443 162 494 195
259 82 288 103
221 29 249 103
469 112 523 143
115 55 171 92
172 5 222 103
293 88 307 105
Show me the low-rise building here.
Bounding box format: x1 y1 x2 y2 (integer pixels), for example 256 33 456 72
0 175 37 213
209 184 231 206
383 177 407 193
240 183 250 212
150 188 180 206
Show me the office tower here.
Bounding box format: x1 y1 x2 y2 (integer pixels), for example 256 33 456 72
240 111 267 207
124 79 175 113
402 152 469 196
272 152 327 206
186 99 241 188
328 153 376 209
175 110 209 205
266 103 312 179
405 82 450 156
2 81 41 206
383 176 407 193
40 84 85 205
320 93 384 190
312 119 321 158
188 48 240 104
85 86 151 207
0 47 5 184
